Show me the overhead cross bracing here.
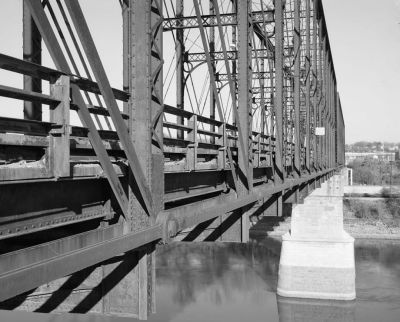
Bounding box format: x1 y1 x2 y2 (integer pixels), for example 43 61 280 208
0 0 344 314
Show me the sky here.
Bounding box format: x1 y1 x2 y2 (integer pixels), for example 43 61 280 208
323 0 400 143
0 0 399 144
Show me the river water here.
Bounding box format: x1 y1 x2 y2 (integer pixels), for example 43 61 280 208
1 237 400 322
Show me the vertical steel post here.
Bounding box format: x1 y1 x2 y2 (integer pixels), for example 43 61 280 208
209 0 216 142
323 37 328 169
261 60 266 136
149 2 163 310
338 94 344 165
328 60 332 168
23 1 42 121
333 71 336 167
326 58 330 168
318 21 324 169
319 32 324 170
232 0 238 117
293 0 301 175
237 0 252 241
305 0 311 172
122 0 129 117
326 56 330 168
49 75 70 178
312 0 318 170
237 0 253 191
332 71 336 167
176 0 184 139
335 87 339 166
274 0 285 216
274 0 285 184
129 0 164 317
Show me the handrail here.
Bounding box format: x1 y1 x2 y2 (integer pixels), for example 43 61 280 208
70 103 129 119
0 53 129 102
0 53 64 81
0 53 277 149
0 52 281 173
0 84 60 105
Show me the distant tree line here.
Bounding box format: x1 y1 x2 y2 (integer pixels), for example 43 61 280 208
346 141 400 153
348 159 400 186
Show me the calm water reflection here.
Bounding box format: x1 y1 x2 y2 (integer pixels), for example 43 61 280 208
1 238 400 322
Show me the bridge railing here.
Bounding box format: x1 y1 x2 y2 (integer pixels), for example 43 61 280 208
0 53 131 181
1 53 285 181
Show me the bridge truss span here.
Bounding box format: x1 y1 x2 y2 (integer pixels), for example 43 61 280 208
0 0 344 316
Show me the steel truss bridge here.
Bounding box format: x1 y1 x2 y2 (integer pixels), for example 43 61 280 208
0 0 344 318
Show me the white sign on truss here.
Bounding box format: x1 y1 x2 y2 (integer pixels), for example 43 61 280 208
315 127 325 136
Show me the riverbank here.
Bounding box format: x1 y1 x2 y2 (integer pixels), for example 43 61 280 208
344 220 400 240
250 196 400 240
343 197 400 239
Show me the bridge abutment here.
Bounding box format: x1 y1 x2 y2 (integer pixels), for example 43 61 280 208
277 169 356 300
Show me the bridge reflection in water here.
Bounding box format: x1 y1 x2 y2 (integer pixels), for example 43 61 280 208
152 241 356 322
2 239 400 321
150 239 400 322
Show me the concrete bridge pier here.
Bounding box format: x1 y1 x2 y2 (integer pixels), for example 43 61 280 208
277 169 356 300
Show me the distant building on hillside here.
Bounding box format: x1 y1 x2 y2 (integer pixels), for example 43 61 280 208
345 152 395 165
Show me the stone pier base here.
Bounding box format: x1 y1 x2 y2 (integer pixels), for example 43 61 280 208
278 234 355 300
277 296 356 322
277 170 356 300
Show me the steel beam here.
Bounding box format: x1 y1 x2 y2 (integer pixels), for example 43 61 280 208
322 35 328 168
236 0 253 241
318 22 324 169
122 0 129 116
163 10 274 31
293 0 301 175
312 0 318 170
23 1 42 121
216 71 272 82
127 2 164 315
127 0 164 225
187 49 274 63
209 0 216 143
305 0 311 171
0 84 59 105
235 0 253 191
176 0 185 140
162 167 338 237
49 75 70 177
0 225 162 302
274 0 285 183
